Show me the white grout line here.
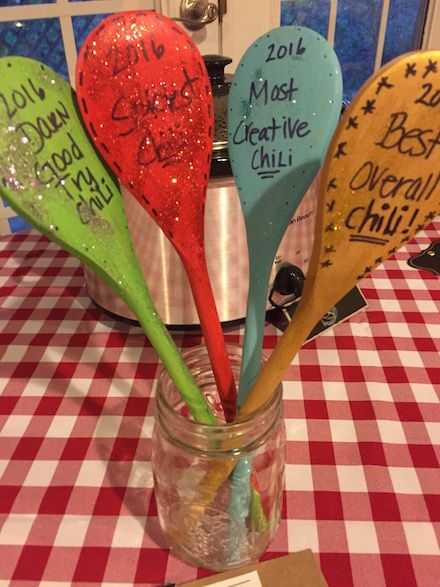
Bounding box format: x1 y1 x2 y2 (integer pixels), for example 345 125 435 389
327 0 338 47
374 0 390 71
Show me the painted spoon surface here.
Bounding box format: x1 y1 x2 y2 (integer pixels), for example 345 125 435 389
166 51 440 536
225 26 342 556
76 11 237 421
0 56 215 425
241 49 440 418
227 26 342 405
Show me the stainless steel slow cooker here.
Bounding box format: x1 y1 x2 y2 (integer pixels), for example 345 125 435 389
83 56 317 327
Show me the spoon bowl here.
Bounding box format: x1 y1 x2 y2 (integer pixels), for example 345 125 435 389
0 56 215 425
227 26 343 404
76 11 237 421
242 49 440 417
170 51 440 535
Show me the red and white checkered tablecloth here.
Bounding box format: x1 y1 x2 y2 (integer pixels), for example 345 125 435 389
1 222 439 587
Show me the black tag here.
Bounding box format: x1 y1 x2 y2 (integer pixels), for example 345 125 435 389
266 286 368 339
407 240 440 276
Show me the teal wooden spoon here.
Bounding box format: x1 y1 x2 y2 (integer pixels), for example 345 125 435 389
0 56 215 425
226 26 342 554
228 26 342 404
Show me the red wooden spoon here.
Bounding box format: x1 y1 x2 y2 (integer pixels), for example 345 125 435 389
76 11 237 420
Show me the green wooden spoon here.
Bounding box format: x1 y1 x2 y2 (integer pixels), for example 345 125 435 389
0 56 215 425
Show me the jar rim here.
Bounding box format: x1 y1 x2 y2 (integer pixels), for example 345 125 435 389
156 343 283 431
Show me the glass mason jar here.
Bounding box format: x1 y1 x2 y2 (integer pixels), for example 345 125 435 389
151 344 286 571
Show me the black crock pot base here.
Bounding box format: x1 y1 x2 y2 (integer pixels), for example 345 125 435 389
89 297 245 332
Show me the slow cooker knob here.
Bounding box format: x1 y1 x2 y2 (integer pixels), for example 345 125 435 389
269 263 305 306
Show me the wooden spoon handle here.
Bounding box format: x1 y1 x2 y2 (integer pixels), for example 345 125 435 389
237 250 275 406
184 255 238 422
123 279 217 425
239 290 328 420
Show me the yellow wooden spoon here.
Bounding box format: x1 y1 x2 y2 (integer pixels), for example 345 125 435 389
241 49 440 418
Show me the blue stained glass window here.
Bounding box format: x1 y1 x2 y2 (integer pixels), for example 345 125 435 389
0 1 54 6
8 214 30 232
0 8 115 234
72 14 110 52
334 0 383 99
382 0 428 64
0 17 67 233
281 0 429 100
0 18 68 78
281 0 330 39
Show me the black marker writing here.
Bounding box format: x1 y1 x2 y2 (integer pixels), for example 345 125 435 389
137 127 187 167
111 66 199 136
349 160 440 202
345 198 419 242
107 33 165 77
251 146 293 172
0 78 45 120
74 171 116 224
266 37 306 62
15 99 70 155
72 166 115 222
232 115 310 145
415 83 440 108
34 131 84 197
375 111 440 160
249 77 299 106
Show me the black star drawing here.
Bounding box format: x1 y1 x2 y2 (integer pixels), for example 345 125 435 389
424 211 437 221
415 223 425 232
320 259 332 268
364 266 372 275
327 178 337 190
325 223 336 233
356 273 364 280
361 99 376 115
325 245 336 254
376 76 393 94
326 199 336 213
423 59 438 78
335 142 347 158
405 62 417 78
375 257 383 265
346 116 358 130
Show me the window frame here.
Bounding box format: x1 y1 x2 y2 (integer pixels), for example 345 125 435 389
222 0 440 72
424 0 440 48
0 0 155 83
0 0 157 234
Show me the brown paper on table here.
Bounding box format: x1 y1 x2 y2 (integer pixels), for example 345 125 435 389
178 550 328 587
